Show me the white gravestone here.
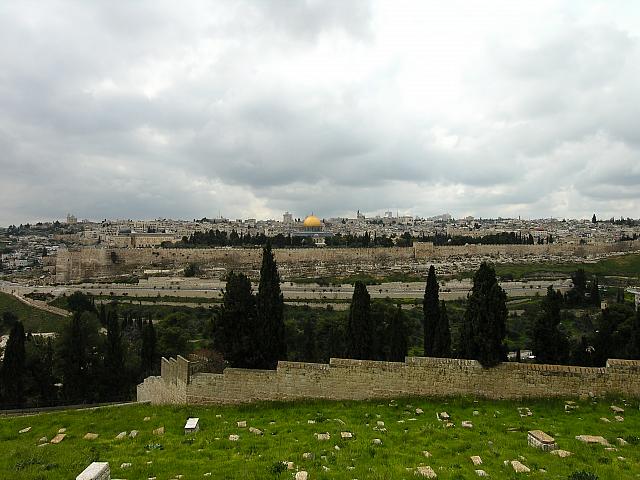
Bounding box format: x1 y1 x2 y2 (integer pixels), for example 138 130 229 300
185 417 200 434
76 462 110 480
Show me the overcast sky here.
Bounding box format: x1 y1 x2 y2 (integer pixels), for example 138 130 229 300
1 1 639 225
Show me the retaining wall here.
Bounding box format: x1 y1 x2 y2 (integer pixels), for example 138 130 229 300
136 356 640 405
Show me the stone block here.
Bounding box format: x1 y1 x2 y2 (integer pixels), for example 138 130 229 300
76 462 110 480
185 417 199 434
527 430 557 451
50 434 66 444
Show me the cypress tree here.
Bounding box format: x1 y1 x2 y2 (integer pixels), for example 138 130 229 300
432 300 451 357
105 310 125 399
532 286 569 364
141 318 157 376
256 242 287 369
461 262 508 367
215 271 259 368
0 320 26 407
590 276 601 307
347 281 372 359
388 305 408 362
423 265 440 356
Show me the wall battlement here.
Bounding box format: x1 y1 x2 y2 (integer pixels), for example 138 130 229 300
137 356 640 405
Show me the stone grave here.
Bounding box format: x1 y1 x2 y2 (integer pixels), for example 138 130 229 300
185 417 200 434
76 462 110 480
527 430 557 451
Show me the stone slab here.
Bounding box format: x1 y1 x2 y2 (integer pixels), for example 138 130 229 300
76 461 110 480
50 433 66 444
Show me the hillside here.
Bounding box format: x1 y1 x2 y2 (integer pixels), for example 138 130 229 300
0 397 638 479
0 292 68 335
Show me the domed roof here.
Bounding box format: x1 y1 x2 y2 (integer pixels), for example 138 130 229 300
303 214 322 227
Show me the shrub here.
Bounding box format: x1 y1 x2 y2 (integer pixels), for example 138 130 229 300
568 471 598 480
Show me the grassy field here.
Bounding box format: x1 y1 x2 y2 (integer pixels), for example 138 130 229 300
0 292 68 334
493 253 640 281
1 397 638 479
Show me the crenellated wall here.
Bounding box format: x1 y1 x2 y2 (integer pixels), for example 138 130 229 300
136 356 640 405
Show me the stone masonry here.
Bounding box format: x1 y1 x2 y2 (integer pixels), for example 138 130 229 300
137 356 640 405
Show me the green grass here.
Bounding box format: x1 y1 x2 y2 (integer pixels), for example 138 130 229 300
0 292 68 334
1 397 638 479
493 253 640 281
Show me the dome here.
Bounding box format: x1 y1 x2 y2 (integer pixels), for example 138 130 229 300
303 214 322 228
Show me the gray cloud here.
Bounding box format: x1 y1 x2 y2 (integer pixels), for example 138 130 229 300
1 1 639 225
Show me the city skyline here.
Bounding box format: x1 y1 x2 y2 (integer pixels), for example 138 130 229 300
1 1 639 225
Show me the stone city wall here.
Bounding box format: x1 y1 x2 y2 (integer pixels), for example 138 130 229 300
137 356 640 405
56 240 640 283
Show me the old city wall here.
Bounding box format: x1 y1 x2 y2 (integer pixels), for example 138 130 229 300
413 240 640 258
56 240 640 283
137 356 640 405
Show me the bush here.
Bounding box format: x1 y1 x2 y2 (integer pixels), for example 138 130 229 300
568 472 598 480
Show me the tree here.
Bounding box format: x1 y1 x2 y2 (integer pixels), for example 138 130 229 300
347 281 373 359
67 291 96 315
184 263 200 277
256 243 287 369
589 276 601 307
460 262 508 367
156 313 191 359
104 310 125 399
141 318 157 376
632 309 640 359
566 269 588 306
592 213 597 223
388 305 408 362
532 286 569 364
0 321 26 407
214 271 260 368
25 336 56 406
56 311 101 403
301 317 317 362
432 300 451 357
423 265 440 356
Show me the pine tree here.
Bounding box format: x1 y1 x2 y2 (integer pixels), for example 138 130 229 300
388 305 408 362
0 320 26 407
592 213 597 223
432 300 451 357
256 243 287 369
423 265 440 356
215 271 260 368
347 281 372 359
461 262 508 367
141 318 157 376
532 286 569 364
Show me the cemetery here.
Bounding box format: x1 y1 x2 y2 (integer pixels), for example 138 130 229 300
0 396 638 479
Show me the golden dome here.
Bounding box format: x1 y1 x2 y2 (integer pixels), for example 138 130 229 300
303 214 322 227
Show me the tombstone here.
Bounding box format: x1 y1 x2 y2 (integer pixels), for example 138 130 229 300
184 417 200 434
76 462 110 480
527 430 557 451
575 435 611 446
50 433 66 444
415 465 437 478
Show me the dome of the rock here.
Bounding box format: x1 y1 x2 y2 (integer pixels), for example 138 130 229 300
303 214 322 228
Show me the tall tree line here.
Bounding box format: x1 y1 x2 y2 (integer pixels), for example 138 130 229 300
214 243 287 369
